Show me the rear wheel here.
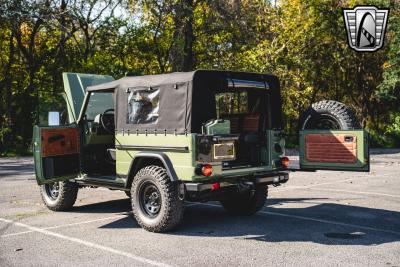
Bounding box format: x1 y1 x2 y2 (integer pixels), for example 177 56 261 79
299 100 360 130
40 181 78 211
131 165 184 232
220 185 268 215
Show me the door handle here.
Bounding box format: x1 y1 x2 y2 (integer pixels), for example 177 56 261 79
344 136 354 142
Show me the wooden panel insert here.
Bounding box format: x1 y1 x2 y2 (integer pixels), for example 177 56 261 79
243 114 260 133
42 128 79 157
229 116 240 134
305 134 357 163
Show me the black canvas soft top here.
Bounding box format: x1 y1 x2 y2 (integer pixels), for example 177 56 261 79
86 71 196 92
86 70 282 134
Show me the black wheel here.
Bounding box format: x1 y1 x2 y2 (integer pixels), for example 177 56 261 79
220 185 268 215
299 100 361 130
131 165 184 232
40 181 78 211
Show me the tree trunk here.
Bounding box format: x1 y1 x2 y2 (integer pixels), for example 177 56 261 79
2 32 16 147
182 0 194 71
169 0 195 72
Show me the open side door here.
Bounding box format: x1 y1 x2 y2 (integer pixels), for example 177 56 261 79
33 125 80 184
299 130 369 172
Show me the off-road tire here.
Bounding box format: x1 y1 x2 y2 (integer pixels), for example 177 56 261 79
299 100 361 130
131 165 184 232
40 181 79 211
220 185 268 215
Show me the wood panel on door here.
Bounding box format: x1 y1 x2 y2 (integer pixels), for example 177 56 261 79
41 128 80 157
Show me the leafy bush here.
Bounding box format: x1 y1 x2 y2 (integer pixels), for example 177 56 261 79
368 114 400 148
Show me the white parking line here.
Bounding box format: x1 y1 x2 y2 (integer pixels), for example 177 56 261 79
0 218 173 267
2 203 199 238
201 203 400 236
1 213 131 238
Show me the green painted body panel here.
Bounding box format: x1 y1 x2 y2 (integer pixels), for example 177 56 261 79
299 130 369 171
115 130 285 183
269 130 285 167
116 133 195 181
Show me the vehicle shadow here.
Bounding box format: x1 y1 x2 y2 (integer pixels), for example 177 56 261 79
74 198 131 214
74 197 400 246
0 163 34 178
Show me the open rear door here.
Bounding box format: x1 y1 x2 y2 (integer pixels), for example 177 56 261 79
299 130 369 172
33 125 80 184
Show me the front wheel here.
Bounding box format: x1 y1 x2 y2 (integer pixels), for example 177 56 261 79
131 165 184 232
40 181 79 211
220 185 268 215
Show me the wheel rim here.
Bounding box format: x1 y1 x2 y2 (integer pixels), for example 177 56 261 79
305 114 341 130
139 182 161 218
45 182 60 200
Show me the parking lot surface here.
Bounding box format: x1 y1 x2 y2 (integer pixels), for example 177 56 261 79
1 150 400 267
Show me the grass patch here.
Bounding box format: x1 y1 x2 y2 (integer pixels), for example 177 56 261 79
7 210 49 220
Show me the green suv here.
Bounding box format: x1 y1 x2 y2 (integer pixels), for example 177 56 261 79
33 70 369 232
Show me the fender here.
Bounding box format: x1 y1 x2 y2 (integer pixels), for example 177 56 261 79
125 152 179 188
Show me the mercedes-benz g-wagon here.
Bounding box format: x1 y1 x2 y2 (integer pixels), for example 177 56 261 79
33 70 369 232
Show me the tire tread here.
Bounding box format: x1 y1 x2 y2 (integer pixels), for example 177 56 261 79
131 165 183 232
40 181 78 211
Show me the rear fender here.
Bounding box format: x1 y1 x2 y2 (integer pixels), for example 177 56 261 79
125 152 179 188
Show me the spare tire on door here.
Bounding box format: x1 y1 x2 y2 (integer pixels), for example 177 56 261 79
299 100 361 130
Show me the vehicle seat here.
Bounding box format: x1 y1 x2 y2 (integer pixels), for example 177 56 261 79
243 114 260 133
107 148 116 161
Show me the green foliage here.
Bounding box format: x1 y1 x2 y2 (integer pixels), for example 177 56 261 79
0 0 399 156
385 113 400 146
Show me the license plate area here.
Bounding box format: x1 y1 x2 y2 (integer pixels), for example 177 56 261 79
213 143 235 160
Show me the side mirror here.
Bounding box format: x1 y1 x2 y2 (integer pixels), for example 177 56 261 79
48 111 60 126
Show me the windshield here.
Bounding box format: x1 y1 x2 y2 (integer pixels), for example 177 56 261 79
85 92 114 120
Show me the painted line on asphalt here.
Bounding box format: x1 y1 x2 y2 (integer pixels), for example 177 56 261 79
0 213 131 238
2 203 198 238
0 218 173 267
306 188 400 198
201 203 400 236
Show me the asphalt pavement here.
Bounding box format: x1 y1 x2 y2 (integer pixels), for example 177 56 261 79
0 150 399 267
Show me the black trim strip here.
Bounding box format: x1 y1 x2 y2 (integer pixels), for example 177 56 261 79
75 179 126 190
115 144 189 152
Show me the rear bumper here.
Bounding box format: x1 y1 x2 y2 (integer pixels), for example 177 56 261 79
184 172 289 192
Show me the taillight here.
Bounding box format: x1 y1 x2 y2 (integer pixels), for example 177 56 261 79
280 157 289 169
211 182 220 191
201 164 213 177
